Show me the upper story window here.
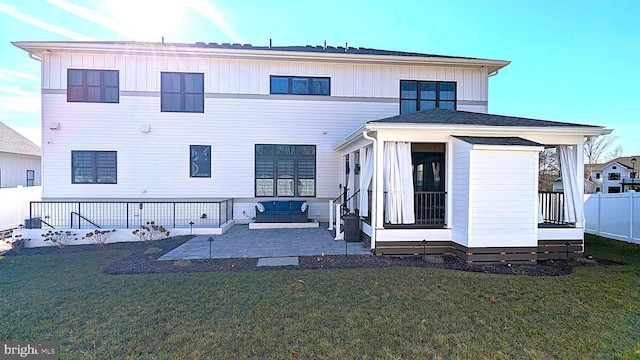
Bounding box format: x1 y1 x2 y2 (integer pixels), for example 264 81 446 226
595 173 601 179
400 80 456 114
270 76 330 95
161 72 204 113
72 151 117 184
67 69 119 103
608 173 621 180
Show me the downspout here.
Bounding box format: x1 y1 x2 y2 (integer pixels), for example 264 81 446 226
362 129 377 251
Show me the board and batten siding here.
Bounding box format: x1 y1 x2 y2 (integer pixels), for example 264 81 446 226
467 149 540 248
0 154 41 188
42 53 489 102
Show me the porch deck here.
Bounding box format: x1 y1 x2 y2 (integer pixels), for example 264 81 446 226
159 224 371 260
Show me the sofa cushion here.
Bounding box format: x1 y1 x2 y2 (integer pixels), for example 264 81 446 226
256 203 266 212
274 201 291 211
259 201 275 211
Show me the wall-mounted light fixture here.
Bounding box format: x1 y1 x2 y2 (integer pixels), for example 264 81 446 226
139 124 151 133
49 122 60 130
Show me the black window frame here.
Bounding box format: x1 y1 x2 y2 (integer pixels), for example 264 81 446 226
270 76 330 96
161 72 205 113
71 151 117 184
399 80 456 114
190 145 211 178
26 170 35 187
67 69 119 103
255 144 316 197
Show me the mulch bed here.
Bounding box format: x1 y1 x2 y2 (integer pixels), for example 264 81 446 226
4 236 621 276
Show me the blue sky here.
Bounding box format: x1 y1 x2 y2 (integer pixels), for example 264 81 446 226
1 0 639 157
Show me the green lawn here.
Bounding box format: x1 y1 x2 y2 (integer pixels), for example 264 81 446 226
1 235 639 359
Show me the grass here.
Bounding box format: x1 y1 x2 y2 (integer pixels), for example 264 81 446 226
1 234 639 359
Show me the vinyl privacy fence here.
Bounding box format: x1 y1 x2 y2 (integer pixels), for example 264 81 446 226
0 186 41 231
584 192 640 244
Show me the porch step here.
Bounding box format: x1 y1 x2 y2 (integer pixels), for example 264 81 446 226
257 257 299 267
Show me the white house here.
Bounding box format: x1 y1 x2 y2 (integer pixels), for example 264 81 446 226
0 121 41 188
587 156 639 193
12 40 611 262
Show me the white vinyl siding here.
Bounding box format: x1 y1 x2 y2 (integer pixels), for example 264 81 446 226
0 153 41 188
467 150 539 248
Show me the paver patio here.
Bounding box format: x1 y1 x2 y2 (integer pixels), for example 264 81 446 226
158 224 371 260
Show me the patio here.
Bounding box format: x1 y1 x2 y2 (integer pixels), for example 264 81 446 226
158 224 371 261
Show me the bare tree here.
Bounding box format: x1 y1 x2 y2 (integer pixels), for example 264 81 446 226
539 147 559 192
584 134 618 165
605 145 624 162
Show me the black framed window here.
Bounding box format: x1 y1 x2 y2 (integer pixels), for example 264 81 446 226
72 151 117 184
270 76 330 95
400 80 456 114
161 72 204 113
26 170 35 187
190 145 211 178
255 144 316 197
67 69 119 103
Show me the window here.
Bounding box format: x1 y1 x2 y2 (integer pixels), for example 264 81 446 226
255 144 316 197
161 72 204 113
608 173 621 180
608 187 621 193
270 76 330 95
67 69 119 103
631 172 638 179
72 151 117 184
400 80 456 114
26 170 35 187
595 173 601 179
190 145 211 178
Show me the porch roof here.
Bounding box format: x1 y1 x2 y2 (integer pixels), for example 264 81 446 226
453 136 544 147
369 108 600 128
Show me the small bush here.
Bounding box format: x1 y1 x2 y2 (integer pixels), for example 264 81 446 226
83 229 117 247
132 221 170 242
42 230 78 248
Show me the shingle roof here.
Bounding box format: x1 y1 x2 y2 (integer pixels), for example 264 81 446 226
14 40 493 61
0 122 41 156
453 136 544 147
598 156 640 170
369 108 600 128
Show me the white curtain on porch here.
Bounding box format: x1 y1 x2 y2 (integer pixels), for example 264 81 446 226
383 142 415 224
347 153 356 212
359 147 373 216
557 145 584 223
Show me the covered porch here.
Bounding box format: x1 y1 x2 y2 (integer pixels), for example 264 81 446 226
333 108 611 263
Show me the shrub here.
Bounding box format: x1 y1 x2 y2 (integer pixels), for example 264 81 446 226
83 229 117 247
132 221 170 242
42 230 78 248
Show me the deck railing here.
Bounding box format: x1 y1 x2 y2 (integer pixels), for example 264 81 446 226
538 192 567 225
27 199 234 229
367 190 446 226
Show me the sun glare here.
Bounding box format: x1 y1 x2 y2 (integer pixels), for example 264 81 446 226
102 0 186 41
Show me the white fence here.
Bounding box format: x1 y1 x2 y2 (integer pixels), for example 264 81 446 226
0 186 42 231
584 192 640 244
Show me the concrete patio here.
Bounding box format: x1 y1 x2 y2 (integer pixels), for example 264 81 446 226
158 224 371 261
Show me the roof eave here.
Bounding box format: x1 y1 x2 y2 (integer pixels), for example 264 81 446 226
12 41 510 72
364 123 613 136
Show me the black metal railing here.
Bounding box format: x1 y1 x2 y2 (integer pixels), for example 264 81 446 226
367 190 446 226
538 192 567 225
27 199 234 229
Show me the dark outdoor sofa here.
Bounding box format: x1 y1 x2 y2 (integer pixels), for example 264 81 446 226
255 200 308 223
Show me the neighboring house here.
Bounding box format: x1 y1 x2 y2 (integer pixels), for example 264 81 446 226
0 121 41 188
13 41 611 262
587 156 639 193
